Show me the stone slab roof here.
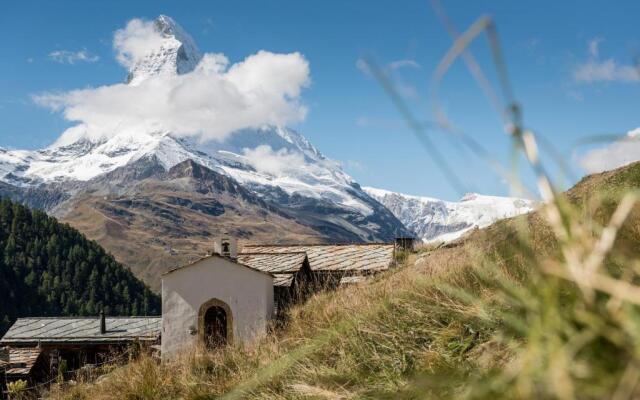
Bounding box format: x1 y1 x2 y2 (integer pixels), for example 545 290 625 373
0 317 161 345
164 253 273 278
3 347 42 376
242 244 395 273
237 252 307 274
236 253 307 287
272 274 295 287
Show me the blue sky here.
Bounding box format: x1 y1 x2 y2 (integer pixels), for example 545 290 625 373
1 0 639 200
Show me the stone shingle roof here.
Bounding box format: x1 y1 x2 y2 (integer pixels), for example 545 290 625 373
236 253 307 287
237 252 307 274
3 347 42 376
272 274 295 287
242 244 395 273
164 253 273 277
0 317 161 345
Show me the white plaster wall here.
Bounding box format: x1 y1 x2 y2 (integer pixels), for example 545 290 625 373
161 256 274 360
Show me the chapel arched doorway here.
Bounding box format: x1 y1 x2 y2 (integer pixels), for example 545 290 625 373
198 299 233 350
203 306 227 349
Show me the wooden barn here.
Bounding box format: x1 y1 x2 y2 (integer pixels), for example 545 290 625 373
0 315 160 393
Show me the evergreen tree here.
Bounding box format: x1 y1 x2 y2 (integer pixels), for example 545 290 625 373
0 198 160 336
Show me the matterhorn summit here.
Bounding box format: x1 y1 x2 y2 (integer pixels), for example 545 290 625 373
125 15 202 85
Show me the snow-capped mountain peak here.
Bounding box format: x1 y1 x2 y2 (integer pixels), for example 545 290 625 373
126 15 202 85
0 12 373 218
364 186 536 243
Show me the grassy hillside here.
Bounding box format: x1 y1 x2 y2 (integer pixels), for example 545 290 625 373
50 162 640 399
0 198 160 336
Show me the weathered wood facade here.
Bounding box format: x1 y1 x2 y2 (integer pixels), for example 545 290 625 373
0 316 160 395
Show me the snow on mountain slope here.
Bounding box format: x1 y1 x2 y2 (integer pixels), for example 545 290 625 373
193 126 374 215
0 131 189 185
125 15 202 85
0 126 374 216
364 187 536 243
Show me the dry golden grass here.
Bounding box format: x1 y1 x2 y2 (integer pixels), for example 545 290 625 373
46 246 480 399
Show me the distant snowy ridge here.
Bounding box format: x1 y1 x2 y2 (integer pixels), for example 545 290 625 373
364 186 536 243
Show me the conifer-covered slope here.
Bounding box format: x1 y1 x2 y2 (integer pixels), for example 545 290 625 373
0 198 160 336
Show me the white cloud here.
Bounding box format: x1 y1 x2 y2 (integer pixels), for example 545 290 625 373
242 145 306 176
579 128 640 173
356 58 372 76
588 38 603 58
34 18 311 144
113 19 168 69
48 49 99 64
573 39 639 83
628 127 640 138
356 58 420 76
388 59 421 70
573 59 639 83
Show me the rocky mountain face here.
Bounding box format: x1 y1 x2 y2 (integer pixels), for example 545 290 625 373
0 16 410 289
53 158 329 290
126 15 202 85
364 187 536 243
